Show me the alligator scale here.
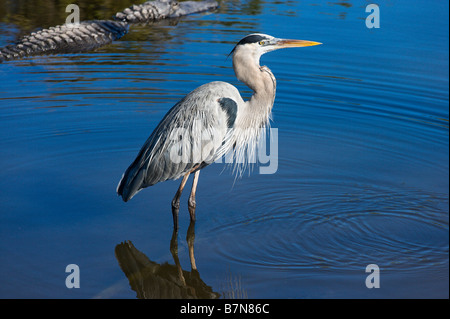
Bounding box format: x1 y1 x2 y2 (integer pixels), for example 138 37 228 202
0 0 218 62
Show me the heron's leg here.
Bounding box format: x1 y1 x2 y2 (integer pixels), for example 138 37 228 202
170 226 186 286
186 220 197 271
188 170 200 221
172 172 190 208
172 172 190 229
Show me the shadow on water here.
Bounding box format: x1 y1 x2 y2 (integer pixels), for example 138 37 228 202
115 221 220 299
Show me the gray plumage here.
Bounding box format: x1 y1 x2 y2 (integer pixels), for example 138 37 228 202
117 81 241 201
117 34 321 226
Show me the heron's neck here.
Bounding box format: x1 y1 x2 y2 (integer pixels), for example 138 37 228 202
233 53 276 129
247 65 276 114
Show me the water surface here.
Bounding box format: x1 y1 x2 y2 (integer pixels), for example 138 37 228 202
0 0 448 298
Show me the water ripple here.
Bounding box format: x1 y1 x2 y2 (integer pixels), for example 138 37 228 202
206 181 448 272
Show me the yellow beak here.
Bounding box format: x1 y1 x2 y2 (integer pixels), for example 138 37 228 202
277 39 322 48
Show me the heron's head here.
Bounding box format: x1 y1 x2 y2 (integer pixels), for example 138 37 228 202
229 33 321 63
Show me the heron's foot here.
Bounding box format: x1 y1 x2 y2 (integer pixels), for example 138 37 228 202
188 196 196 210
172 198 181 210
188 197 196 222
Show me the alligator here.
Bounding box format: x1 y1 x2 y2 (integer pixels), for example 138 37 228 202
0 0 218 62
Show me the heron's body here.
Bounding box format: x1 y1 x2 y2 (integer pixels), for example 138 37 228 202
117 81 243 201
117 33 321 228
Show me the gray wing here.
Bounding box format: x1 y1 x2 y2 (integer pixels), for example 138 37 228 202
117 81 242 202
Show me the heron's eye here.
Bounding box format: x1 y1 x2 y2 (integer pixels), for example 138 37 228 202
259 40 265 46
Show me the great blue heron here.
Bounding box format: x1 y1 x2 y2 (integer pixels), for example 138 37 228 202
117 33 321 228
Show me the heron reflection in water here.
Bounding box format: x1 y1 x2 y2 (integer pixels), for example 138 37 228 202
117 33 321 228
115 221 220 299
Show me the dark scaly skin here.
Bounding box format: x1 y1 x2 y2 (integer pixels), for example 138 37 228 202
0 0 218 62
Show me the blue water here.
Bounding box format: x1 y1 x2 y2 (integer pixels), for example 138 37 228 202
0 0 448 298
